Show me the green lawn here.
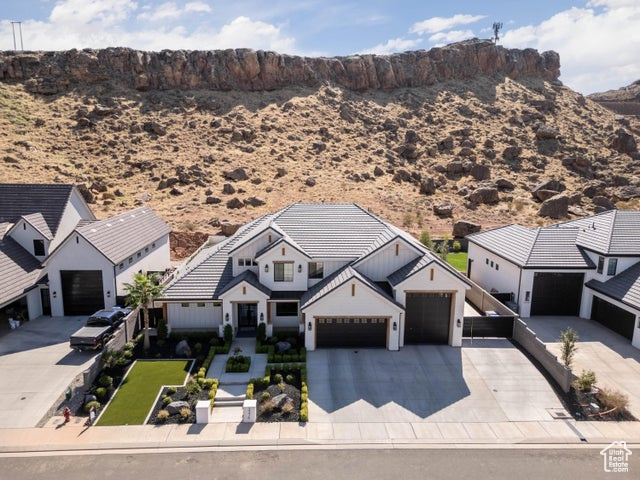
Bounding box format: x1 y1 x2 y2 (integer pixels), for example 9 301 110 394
446 252 468 272
97 360 191 426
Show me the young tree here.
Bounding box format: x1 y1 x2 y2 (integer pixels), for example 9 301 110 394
559 327 579 368
437 234 451 261
123 273 163 351
419 229 434 250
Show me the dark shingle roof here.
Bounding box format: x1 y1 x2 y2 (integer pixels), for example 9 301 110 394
468 224 595 269
557 210 640 255
585 261 640 310
0 224 43 306
300 265 403 310
75 207 170 264
387 254 436 286
0 184 79 238
22 213 53 240
217 270 271 297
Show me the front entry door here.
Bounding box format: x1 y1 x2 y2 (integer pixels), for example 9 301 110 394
41 288 51 316
238 303 258 330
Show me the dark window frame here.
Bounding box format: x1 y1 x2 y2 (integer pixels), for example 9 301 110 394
33 239 45 256
597 256 604 274
607 258 618 276
274 262 294 282
308 262 324 279
275 302 298 316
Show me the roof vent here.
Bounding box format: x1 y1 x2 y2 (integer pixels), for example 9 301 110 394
90 228 97 233
106 223 112 227
119 218 124 222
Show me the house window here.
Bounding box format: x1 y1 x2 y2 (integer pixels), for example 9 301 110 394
137 252 141 258
490 260 494 267
129 257 133 264
525 291 531 302
119 263 124 269
607 258 618 276
597 256 604 274
276 302 298 316
274 262 293 282
486 258 489 265
238 258 257 267
308 262 324 279
152 242 156 248
33 239 45 256
197 302 206 307
181 303 190 307
495 264 499 271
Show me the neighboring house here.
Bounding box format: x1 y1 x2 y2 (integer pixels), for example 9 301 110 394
467 210 640 349
0 184 95 321
160 203 470 351
45 206 171 316
0 183 171 322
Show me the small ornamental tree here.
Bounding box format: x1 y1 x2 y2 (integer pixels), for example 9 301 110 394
559 327 579 368
123 273 163 351
419 229 434 250
437 234 451 261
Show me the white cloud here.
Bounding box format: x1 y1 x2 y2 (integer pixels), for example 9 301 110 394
428 29 474 45
0 0 297 53
410 14 486 35
501 2 640 94
359 37 422 55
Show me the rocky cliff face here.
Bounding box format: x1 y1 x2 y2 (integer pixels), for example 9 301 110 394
589 79 640 116
0 39 560 94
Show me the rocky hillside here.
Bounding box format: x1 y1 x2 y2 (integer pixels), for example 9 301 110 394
589 79 640 116
1 40 639 258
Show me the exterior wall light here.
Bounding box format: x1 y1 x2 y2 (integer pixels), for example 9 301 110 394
225 313 230 323
106 291 111 298
52 291 57 299
264 264 269 273
392 321 397 331
456 318 462 328
308 321 312 331
298 264 302 273
260 312 264 323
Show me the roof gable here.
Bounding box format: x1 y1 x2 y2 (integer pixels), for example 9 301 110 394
218 270 271 297
255 235 310 260
585 261 640 310
0 234 43 306
0 184 80 238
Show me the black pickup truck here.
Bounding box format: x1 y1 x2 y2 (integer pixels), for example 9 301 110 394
69 307 131 351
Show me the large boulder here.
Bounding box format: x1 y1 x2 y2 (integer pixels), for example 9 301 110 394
224 167 249 181
221 222 242 236
433 203 454 218
175 340 192 357
166 401 190 416
470 164 491 181
538 193 569 218
453 221 481 238
468 187 499 204
419 177 437 195
271 393 294 410
609 128 637 154
244 196 266 207
275 341 292 353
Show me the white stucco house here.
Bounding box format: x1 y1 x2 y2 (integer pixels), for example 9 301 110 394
0 183 171 323
466 210 640 349
160 203 470 351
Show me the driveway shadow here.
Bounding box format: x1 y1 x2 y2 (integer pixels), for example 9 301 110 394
308 346 471 419
56 350 96 366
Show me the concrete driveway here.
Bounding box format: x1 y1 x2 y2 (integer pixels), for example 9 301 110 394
308 339 564 423
0 315 98 428
525 316 640 419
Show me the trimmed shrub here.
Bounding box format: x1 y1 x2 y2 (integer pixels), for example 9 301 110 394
166 386 177 395
299 404 308 422
98 375 113 388
223 324 233 343
157 409 170 421
156 318 168 340
95 387 107 400
575 370 597 391
452 240 461 252
285 374 295 384
209 336 220 346
123 342 135 351
273 373 283 384
185 381 201 395
84 400 101 414
246 382 254 400
268 336 279 345
194 342 203 353
257 323 266 342
203 378 216 390
260 391 271 403
162 396 172 406
135 333 144 343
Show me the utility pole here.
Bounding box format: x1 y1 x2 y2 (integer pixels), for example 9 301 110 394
492 22 503 45
11 21 24 52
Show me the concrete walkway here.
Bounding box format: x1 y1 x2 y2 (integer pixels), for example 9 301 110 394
1 418 640 453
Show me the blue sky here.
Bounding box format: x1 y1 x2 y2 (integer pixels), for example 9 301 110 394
1 1 638 94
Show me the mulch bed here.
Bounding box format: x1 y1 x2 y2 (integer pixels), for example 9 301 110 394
254 382 301 422
147 385 211 425
566 386 636 421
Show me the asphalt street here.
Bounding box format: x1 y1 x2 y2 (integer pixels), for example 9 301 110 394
0 447 635 480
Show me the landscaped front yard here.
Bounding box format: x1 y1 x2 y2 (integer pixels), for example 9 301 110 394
446 252 468 272
97 360 192 426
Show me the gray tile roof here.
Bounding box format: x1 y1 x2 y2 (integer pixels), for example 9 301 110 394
0 225 43 306
217 270 271 297
22 213 53 240
557 210 640 255
387 254 436 286
467 224 537 266
0 184 80 238
468 224 595 269
255 235 310 259
75 207 170 264
585 261 640 311
300 265 403 310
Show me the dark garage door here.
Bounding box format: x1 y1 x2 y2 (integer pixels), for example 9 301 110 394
61 270 104 315
591 296 635 340
405 292 451 344
316 317 387 348
531 272 584 316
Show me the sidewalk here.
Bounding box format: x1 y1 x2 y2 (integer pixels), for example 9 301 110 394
1 419 640 453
